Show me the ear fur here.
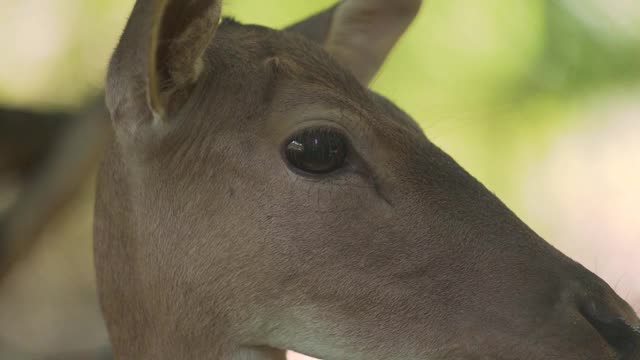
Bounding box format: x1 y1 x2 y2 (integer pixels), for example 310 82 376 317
147 0 222 120
106 0 221 129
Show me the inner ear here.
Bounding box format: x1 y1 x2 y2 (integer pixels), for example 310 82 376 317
147 0 221 120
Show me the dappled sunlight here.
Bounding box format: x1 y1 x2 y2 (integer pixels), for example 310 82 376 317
563 0 640 41
0 1 69 101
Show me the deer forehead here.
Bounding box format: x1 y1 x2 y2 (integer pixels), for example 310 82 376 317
137 22 414 151
106 21 365 130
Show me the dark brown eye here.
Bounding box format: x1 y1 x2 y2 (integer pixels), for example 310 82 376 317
285 127 348 174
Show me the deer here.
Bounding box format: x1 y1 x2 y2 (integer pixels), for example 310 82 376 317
89 0 640 359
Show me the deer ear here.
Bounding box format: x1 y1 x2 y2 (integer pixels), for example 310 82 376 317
147 0 221 120
285 4 339 45
107 0 221 126
286 0 422 85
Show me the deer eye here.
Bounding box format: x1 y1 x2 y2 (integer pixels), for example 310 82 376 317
285 127 348 174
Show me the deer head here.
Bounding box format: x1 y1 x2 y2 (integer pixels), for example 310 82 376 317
94 0 640 359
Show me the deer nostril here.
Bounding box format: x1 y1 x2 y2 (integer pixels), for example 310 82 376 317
580 302 640 357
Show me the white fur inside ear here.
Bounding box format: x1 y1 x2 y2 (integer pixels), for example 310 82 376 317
147 54 204 125
147 86 165 124
151 109 166 124
193 57 205 83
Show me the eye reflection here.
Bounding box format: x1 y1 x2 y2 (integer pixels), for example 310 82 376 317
287 140 304 152
285 127 348 175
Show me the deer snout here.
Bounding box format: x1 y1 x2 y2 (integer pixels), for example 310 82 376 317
581 307 640 359
569 269 640 359
578 298 640 359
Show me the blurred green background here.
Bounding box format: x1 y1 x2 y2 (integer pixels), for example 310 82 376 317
0 0 638 358
1 0 639 212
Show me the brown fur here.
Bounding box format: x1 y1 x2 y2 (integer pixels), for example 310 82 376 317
95 1 640 359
